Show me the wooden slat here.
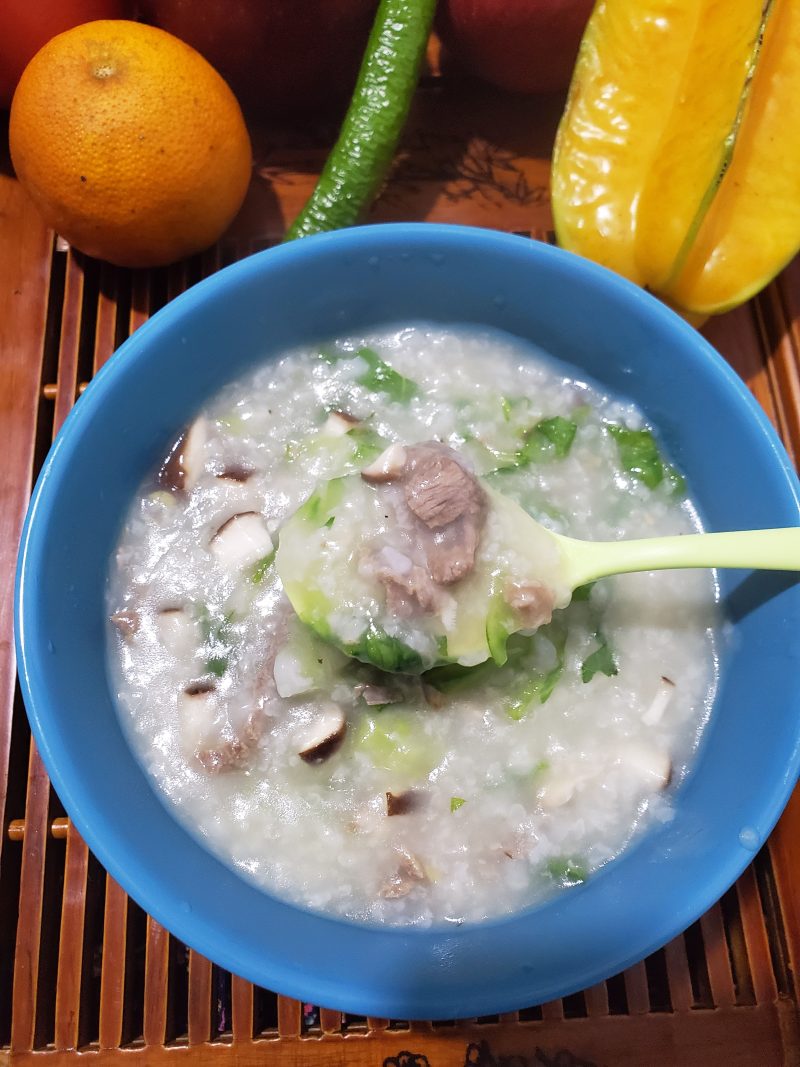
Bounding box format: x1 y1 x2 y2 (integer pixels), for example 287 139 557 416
10 233 88 1055
584 981 610 1017
409 1018 433 1031
318 1009 342 1035
51 252 85 434
769 789 800 997
187 952 212 1045
736 866 778 1005
54 823 89 1050
540 999 564 1021
663 935 694 1013
10 744 50 1052
93 262 119 374
231 976 253 1044
129 272 151 334
367 1016 389 1031
0 174 51 880
703 305 780 428
276 996 301 1038
98 877 128 1049
701 905 737 1008
143 918 170 1046
623 961 651 1015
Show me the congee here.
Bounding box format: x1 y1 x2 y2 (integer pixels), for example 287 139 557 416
107 326 719 926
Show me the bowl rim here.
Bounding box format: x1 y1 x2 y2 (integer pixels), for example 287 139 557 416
15 222 800 1018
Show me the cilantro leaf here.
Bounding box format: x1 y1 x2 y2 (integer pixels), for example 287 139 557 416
581 635 618 683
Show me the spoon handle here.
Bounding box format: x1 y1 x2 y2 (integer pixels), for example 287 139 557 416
561 527 800 588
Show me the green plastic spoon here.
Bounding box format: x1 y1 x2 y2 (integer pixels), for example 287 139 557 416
275 473 800 674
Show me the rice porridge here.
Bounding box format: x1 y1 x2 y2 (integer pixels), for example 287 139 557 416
107 325 719 926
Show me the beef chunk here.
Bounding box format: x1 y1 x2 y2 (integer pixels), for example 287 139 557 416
505 579 555 630
404 444 486 529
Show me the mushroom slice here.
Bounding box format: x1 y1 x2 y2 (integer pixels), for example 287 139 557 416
216 464 255 483
642 676 676 727
379 847 427 899
323 410 360 437
273 645 315 699
354 683 402 707
159 417 208 492
156 607 198 659
297 704 347 764
178 682 252 774
211 512 273 572
386 789 424 816
361 443 407 483
178 681 217 755
110 608 139 638
537 773 576 811
619 742 672 790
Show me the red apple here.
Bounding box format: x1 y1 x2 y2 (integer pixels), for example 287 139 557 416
437 0 594 95
137 0 379 117
0 0 128 109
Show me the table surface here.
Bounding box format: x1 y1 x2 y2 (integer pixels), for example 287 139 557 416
2 62 800 1067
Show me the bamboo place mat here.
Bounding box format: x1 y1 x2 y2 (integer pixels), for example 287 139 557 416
3 63 800 1067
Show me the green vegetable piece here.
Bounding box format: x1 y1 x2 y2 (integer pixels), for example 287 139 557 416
546 857 588 886
608 424 681 490
216 412 247 434
506 622 567 720
348 623 424 674
318 345 342 364
571 581 595 602
250 550 276 584
355 709 439 778
581 634 618 683
355 347 418 404
485 581 515 666
347 424 388 463
296 477 345 526
525 415 578 460
284 0 437 240
491 414 578 473
324 516 336 529
450 797 466 812
196 605 236 676
205 656 229 678
422 658 493 695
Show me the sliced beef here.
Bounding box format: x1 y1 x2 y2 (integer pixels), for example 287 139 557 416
404 445 485 529
110 608 139 638
368 545 445 617
187 695 266 775
378 847 427 899
505 579 555 631
360 441 487 612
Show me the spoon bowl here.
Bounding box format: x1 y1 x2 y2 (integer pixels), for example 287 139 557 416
276 465 800 674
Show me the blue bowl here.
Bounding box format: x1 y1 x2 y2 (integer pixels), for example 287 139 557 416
16 223 800 1018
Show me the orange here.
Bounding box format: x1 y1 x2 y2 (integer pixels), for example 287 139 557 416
9 20 252 268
